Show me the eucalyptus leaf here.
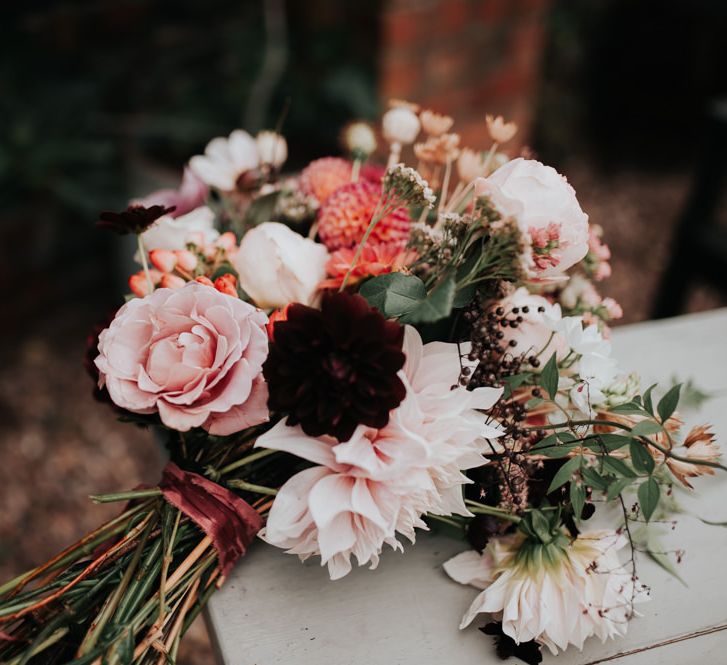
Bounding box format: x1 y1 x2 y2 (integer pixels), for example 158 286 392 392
642 383 657 415
606 476 633 500
401 274 456 324
602 456 637 478
359 273 426 318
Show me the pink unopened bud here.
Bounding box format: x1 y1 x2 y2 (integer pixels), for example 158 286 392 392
149 249 177 273
194 275 215 287
174 249 198 272
216 231 237 253
159 273 186 289
128 270 162 297
214 273 238 297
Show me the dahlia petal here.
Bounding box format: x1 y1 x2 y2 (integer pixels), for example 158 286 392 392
255 420 339 468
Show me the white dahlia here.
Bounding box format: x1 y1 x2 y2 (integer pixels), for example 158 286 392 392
444 530 648 654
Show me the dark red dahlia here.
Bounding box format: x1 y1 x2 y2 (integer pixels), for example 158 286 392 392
263 292 407 442
97 204 175 235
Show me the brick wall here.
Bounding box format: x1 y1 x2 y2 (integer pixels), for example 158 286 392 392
379 0 551 151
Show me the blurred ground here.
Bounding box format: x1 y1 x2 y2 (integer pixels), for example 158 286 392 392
0 163 724 664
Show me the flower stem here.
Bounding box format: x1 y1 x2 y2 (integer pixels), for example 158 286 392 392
90 488 163 504
465 500 522 524
226 480 279 496
351 158 361 183
218 448 277 476
137 233 154 294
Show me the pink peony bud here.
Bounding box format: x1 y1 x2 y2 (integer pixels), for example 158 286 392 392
174 249 198 272
149 249 177 273
159 273 186 289
129 270 162 297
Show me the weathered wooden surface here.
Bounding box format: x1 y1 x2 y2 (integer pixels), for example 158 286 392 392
207 308 727 664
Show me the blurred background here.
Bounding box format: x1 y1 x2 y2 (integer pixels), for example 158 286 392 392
1 1 726 661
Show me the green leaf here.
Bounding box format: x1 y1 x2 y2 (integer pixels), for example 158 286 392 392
638 478 661 521
570 480 586 519
359 273 426 318
657 383 682 423
539 352 559 400
602 455 637 478
242 190 280 227
630 440 655 475
401 274 456 324
501 373 533 399
610 401 648 415
538 445 577 459
452 283 476 308
529 433 560 451
581 466 611 491
631 420 663 437
594 434 632 452
606 476 633 500
525 397 544 410
643 383 657 415
547 456 582 494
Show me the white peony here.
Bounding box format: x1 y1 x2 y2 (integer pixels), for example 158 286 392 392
475 158 589 278
444 530 648 654
255 327 504 579
233 222 329 309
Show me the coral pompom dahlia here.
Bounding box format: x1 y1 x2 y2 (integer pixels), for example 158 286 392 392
317 180 412 251
298 157 353 203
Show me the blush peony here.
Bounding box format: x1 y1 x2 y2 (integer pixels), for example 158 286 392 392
95 282 269 435
476 158 589 278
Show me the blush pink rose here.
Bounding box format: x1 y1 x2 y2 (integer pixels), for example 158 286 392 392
475 158 589 278
95 282 269 435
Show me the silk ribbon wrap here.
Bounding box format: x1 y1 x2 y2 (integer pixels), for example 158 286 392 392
159 462 263 576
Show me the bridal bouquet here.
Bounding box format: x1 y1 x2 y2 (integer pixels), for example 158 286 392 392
1 101 721 665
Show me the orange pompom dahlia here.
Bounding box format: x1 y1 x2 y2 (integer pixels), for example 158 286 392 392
317 180 412 251
298 157 352 203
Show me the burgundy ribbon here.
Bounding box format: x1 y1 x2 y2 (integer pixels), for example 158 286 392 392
159 463 263 576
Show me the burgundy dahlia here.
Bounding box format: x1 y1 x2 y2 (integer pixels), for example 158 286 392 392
263 292 406 442
97 204 175 235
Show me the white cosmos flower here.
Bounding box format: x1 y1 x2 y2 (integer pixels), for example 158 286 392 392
189 130 261 191
444 530 649 654
255 327 504 579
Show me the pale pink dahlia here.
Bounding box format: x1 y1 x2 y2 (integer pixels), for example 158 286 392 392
317 180 412 251
255 327 503 579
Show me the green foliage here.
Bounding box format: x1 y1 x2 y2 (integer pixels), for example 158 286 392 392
539 353 559 400
657 383 682 423
359 273 427 318
638 478 661 521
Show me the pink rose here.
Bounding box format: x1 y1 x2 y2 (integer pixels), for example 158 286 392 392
95 282 269 435
475 158 589 277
